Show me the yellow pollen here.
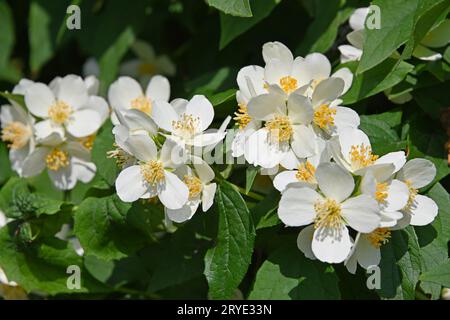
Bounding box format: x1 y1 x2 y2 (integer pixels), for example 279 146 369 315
46 148 70 171
349 144 379 170
265 115 293 143
313 104 336 129
138 63 156 76
375 182 389 203
140 160 165 186
48 101 72 124
314 198 342 229
131 95 152 114
404 180 418 210
184 175 203 199
295 161 316 183
172 114 199 137
233 103 251 129
366 228 391 248
79 134 96 150
279 76 298 94
107 144 132 168
1 121 31 149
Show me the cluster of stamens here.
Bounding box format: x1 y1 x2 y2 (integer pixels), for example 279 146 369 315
349 144 379 170
375 182 389 204
366 228 391 248
404 180 418 210
265 115 293 143
80 134 96 150
131 95 152 114
107 144 132 168
140 160 165 186
48 101 72 124
46 148 70 171
1 122 31 149
172 114 199 137
314 198 342 229
313 104 336 129
183 175 203 199
279 76 298 94
295 161 316 183
234 103 251 129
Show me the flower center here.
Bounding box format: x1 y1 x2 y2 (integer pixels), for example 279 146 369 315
140 160 165 186
349 144 378 170
296 161 316 183
184 175 203 199
46 148 70 171
48 101 72 124
404 180 418 210
234 103 251 129
107 144 132 168
131 95 152 114
138 63 156 76
279 76 298 94
1 121 31 149
366 228 391 248
265 115 293 143
313 104 336 129
375 182 388 204
172 114 199 138
79 134 96 150
314 198 342 229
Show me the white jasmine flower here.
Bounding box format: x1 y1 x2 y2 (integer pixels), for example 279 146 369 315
279 162 380 263
24 75 106 140
108 75 170 125
21 133 96 190
338 7 368 63
152 95 226 149
115 136 189 210
165 157 217 223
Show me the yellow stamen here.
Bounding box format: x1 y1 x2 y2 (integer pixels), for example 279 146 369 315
138 63 156 76
46 148 70 171
349 144 379 170
79 134 95 150
48 101 72 124
265 115 293 143
233 103 251 129
1 122 31 149
314 198 342 229
107 144 132 168
140 160 165 186
279 76 298 94
131 95 152 114
375 182 389 204
172 114 199 137
184 175 203 199
296 161 316 183
366 228 391 248
404 180 418 210
313 104 336 129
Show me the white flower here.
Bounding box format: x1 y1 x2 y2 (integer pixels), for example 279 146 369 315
330 128 406 180
21 133 96 190
165 157 217 223
279 162 380 263
395 159 438 227
115 136 189 210
56 224 84 256
108 75 170 125
413 19 450 61
1 80 36 176
338 7 368 63
152 95 226 149
24 75 107 140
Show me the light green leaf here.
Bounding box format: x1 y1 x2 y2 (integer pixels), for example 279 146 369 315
0 0 14 68
207 0 252 17
420 260 450 287
204 180 255 299
248 240 340 299
245 166 258 193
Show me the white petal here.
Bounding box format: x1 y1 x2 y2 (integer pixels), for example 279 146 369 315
338 45 363 63
291 124 317 158
397 158 436 188
48 165 77 190
66 141 90 161
280 148 301 170
34 119 65 141
315 162 354 202
312 225 352 263
166 203 198 223
236 65 266 98
122 109 158 135
9 146 30 176
264 58 290 85
244 129 287 168
72 157 96 183
412 45 442 61
21 147 49 177
383 180 409 212
341 195 380 233
151 100 179 132
295 53 331 85
278 186 321 226
354 235 381 270
86 96 109 123
146 75 170 102
338 128 371 163
331 68 353 94
124 134 157 162
107 76 143 111
349 7 369 31
116 165 148 202
170 98 188 115
25 83 55 117
347 30 365 49
408 195 438 226
297 225 316 260
247 93 286 121
287 93 313 124
159 171 189 210
375 151 406 174
56 75 88 109
185 95 214 131
312 77 345 107
273 170 299 192
202 183 217 212
66 109 102 138
84 75 99 95
262 41 294 65
333 106 360 133
193 158 215 183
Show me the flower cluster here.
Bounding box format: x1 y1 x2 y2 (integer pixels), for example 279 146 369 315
230 42 439 272
108 76 228 223
1 75 108 190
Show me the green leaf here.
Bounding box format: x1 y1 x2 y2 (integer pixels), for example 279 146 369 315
73 195 148 260
0 142 12 185
420 260 450 287
413 80 450 120
207 0 253 17
219 0 280 49
377 227 422 299
343 59 414 104
0 227 107 295
204 180 255 299
0 92 26 109
245 166 258 193
251 191 280 230
91 121 118 186
248 239 340 299
209 88 237 106
0 0 15 68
